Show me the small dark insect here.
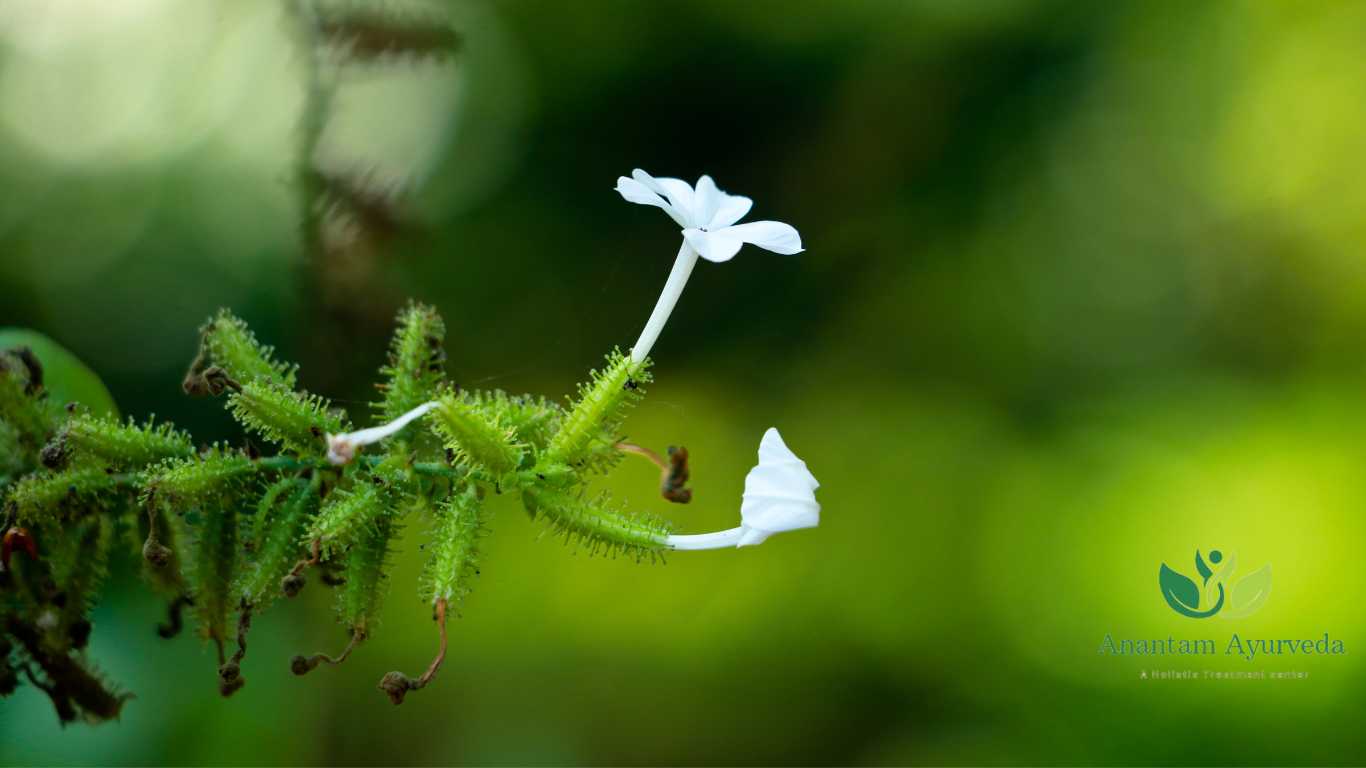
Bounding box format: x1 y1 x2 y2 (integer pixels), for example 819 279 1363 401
623 379 639 390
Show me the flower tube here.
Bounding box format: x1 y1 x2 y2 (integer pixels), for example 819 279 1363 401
616 170 803 362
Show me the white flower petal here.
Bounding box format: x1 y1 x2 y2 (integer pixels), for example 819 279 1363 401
618 174 687 227
738 427 819 547
693 175 722 231
682 219 803 263
682 227 745 263
616 176 667 207
632 169 696 226
707 193 753 230
718 220 804 255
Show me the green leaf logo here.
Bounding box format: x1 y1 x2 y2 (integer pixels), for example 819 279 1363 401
1159 564 1200 614
1222 564 1272 619
1159 548 1270 619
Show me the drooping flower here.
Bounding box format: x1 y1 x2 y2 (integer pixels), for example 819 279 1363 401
616 170 803 362
665 427 820 550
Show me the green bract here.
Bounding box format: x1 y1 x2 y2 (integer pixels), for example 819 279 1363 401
229 381 345 455
1 302 685 721
545 349 651 473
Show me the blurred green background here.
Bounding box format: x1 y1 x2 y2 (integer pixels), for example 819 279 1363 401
4 0 1366 764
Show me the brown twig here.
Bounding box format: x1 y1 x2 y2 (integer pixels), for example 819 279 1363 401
291 628 365 676
156 595 193 639
616 441 666 470
217 600 252 697
377 598 448 705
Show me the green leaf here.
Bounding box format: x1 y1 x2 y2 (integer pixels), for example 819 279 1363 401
0 328 118 418
1159 563 1201 614
421 486 485 607
1223 564 1272 619
375 301 447 424
430 394 523 476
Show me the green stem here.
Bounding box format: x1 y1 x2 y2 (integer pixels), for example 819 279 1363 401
106 455 465 490
256 454 465 480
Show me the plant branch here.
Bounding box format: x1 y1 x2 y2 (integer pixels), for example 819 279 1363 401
377 597 448 705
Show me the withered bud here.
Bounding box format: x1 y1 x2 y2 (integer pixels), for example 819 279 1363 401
142 539 172 568
281 573 306 598
290 655 315 676
218 662 244 697
663 445 692 504
182 365 240 397
378 671 414 705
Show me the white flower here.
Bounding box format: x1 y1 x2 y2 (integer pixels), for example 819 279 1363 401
666 428 820 550
616 169 803 362
326 401 438 465
736 427 821 545
615 170 803 263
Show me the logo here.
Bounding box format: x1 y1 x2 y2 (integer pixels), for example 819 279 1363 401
1159 549 1271 619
